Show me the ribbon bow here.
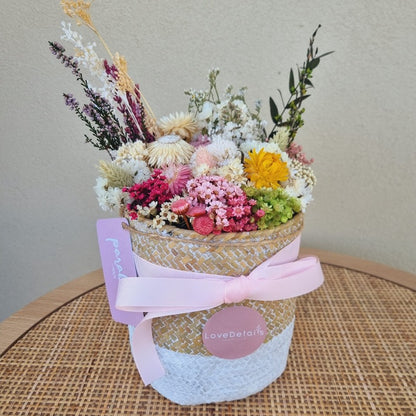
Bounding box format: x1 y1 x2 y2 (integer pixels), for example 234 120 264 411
115 236 324 385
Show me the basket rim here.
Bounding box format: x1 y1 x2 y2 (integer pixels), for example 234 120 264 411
123 209 304 247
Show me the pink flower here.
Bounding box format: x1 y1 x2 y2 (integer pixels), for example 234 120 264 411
256 209 265 218
187 205 206 217
194 147 217 168
191 134 211 148
162 164 192 195
193 215 214 235
185 176 259 233
231 206 245 218
123 170 173 215
287 142 314 165
171 199 189 215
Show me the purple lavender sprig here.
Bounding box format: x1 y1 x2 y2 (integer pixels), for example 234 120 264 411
49 41 80 76
49 41 128 154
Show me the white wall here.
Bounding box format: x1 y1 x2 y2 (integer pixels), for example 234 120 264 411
1 0 415 321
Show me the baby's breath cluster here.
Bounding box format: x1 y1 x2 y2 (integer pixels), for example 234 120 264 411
50 2 332 234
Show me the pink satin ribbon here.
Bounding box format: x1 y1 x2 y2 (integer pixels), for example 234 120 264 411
115 236 324 385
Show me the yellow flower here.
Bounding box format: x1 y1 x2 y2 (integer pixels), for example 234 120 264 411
244 149 289 189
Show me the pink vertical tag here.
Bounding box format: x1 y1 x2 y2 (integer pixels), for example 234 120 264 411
97 218 142 326
202 306 268 359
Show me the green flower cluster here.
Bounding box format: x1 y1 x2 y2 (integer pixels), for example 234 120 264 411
245 186 301 230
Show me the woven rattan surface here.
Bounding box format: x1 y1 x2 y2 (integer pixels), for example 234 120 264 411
1 263 415 415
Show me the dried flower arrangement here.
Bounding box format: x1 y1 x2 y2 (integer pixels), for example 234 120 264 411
50 1 332 236
50 2 330 405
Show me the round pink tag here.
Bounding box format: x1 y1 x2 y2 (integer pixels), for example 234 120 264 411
202 306 268 359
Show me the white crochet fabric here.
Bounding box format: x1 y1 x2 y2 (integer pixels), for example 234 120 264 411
129 319 295 405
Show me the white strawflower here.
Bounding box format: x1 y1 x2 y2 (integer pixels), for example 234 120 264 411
206 135 239 163
159 112 199 142
147 135 195 167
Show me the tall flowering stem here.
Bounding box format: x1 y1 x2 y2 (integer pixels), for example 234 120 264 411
61 0 113 59
268 25 333 145
104 60 155 143
49 41 128 154
61 0 157 135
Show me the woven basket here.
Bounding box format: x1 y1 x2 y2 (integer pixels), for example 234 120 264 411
124 211 304 405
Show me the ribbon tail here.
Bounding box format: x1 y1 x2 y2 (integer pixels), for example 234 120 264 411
131 317 165 386
130 303 224 385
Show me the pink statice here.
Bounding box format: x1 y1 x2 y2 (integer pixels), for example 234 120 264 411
186 176 258 233
287 142 314 165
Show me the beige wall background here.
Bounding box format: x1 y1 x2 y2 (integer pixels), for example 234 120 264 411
1 0 415 321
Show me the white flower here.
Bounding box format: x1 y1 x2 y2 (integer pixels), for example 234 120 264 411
279 151 290 163
137 206 151 217
192 163 212 177
93 177 123 211
270 128 290 151
159 209 170 220
159 112 199 141
240 140 281 157
152 216 166 229
148 200 158 215
115 159 151 184
61 22 115 99
285 178 308 198
198 101 215 120
147 135 195 167
214 158 247 185
299 191 313 212
284 178 313 212
115 141 148 161
206 135 239 163
167 211 179 223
